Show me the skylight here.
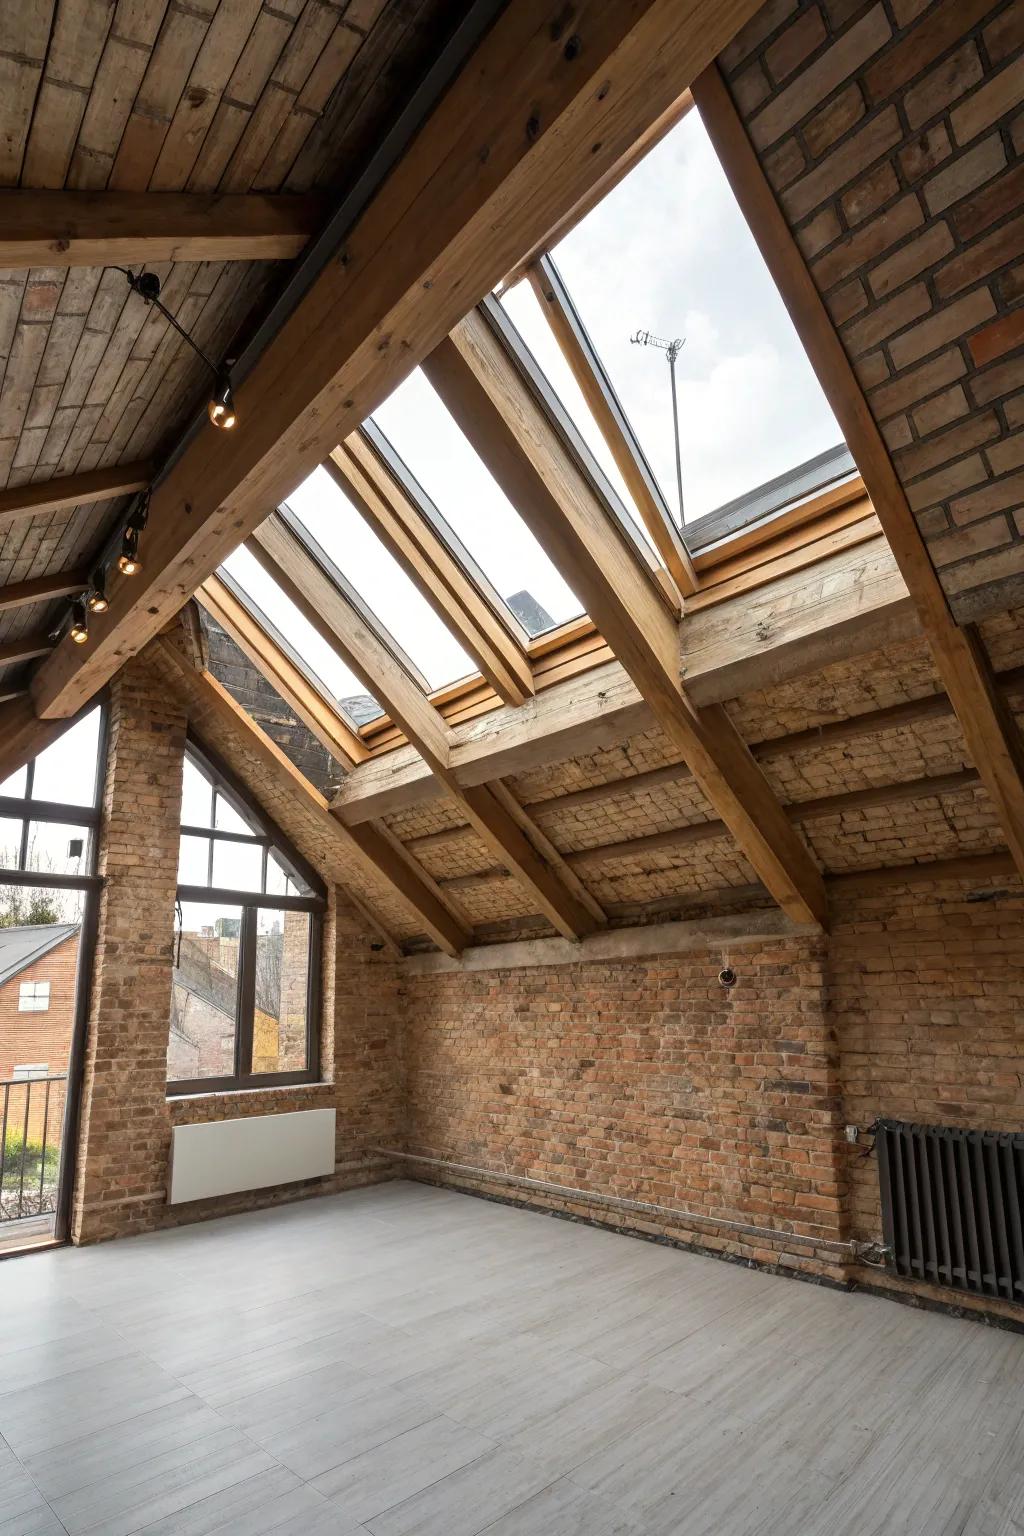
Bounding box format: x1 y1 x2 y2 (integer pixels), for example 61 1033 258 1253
220 544 383 724
372 369 585 639
285 466 475 693
550 105 843 526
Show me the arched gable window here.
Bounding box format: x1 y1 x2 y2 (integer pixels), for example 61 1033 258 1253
166 737 324 1096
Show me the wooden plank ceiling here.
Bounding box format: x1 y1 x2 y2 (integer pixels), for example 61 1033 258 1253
0 0 456 687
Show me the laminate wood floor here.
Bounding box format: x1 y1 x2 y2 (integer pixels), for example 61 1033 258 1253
0 1181 1021 1535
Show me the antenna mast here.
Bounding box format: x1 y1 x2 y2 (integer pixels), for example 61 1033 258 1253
631 328 686 526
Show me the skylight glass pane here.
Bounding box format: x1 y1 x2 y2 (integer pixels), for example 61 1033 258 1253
499 281 657 554
551 107 843 526
285 466 474 693
221 544 383 725
372 370 585 639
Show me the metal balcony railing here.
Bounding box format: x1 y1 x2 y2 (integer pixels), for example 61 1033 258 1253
0 1074 67 1224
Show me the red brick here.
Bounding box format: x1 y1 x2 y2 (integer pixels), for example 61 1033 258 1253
732 60 772 117
721 0 799 72
841 161 899 224
1000 261 1024 306
797 206 842 259
900 122 952 181
764 135 807 192
905 452 989 511
986 431 1024 475
842 280 931 356
783 105 902 221
864 0 1000 103
923 136 1006 216
812 193 923 290
803 82 866 157
984 0 1024 63
888 286 996 370
912 384 969 436
895 409 1000 479
868 222 954 298
969 309 1024 367
935 213 1024 299
953 161 1024 240
950 466 1024 523
749 6 892 149
828 277 869 325
969 352 1024 407
765 6 826 83
903 41 983 130
951 60 1024 144
930 512 1013 564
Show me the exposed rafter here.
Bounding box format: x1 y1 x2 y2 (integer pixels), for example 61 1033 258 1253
249 512 604 942
333 532 914 823
0 633 55 667
0 462 151 535
692 62 1024 884
196 574 369 772
31 0 762 720
422 302 828 929
154 638 470 958
328 434 535 707
0 191 325 268
0 567 90 611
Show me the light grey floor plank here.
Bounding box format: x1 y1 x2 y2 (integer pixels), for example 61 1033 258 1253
0 1182 1022 1536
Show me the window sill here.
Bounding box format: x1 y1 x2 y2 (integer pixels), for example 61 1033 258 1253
167 1081 329 1104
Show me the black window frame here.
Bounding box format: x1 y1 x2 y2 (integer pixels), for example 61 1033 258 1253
167 734 326 1097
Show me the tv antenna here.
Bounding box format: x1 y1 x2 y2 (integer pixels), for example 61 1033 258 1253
631 328 686 525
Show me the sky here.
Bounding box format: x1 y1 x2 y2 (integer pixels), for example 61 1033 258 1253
228 106 845 698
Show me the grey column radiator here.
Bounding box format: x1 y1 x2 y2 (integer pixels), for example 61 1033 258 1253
877 1120 1024 1304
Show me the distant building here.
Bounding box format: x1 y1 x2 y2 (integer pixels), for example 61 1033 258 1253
0 923 80 1083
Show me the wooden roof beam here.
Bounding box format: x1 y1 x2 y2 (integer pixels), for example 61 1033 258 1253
196 573 369 772
0 633 55 667
0 695 73 784
0 462 152 536
249 513 603 942
154 639 469 957
0 567 90 611
31 0 762 721
423 303 829 929
328 435 535 707
693 62 1024 884
0 191 325 269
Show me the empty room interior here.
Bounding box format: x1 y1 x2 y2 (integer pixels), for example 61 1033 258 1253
1 0 1024 1531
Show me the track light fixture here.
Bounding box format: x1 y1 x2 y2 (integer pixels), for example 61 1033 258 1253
208 368 238 430
69 599 89 645
117 267 240 433
87 571 109 613
118 525 142 576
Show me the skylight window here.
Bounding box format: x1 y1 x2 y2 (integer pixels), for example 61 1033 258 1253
372 370 585 639
285 466 475 693
550 105 843 527
220 544 383 725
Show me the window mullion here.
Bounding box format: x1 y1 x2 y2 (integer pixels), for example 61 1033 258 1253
236 906 258 1079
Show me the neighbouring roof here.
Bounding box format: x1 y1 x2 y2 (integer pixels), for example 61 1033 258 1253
686 442 857 553
0 924 79 988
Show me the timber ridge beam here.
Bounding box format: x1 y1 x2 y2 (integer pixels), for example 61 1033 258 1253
692 63 1024 885
0 191 326 268
30 0 764 721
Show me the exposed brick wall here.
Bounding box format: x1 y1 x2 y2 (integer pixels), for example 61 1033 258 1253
71 654 399 1244
401 937 850 1282
719 0 1024 618
400 877 1024 1317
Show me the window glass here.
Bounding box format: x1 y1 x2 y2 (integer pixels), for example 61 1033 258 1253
551 108 843 526
214 791 251 836
31 708 102 807
178 834 210 886
0 766 27 798
286 467 475 692
18 981 51 1013
252 909 310 1075
23 823 90 878
0 819 22 868
221 544 383 724
265 851 297 899
211 838 263 892
169 900 242 1083
181 758 213 827
372 369 585 638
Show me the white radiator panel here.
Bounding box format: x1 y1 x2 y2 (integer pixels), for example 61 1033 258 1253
168 1108 336 1204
